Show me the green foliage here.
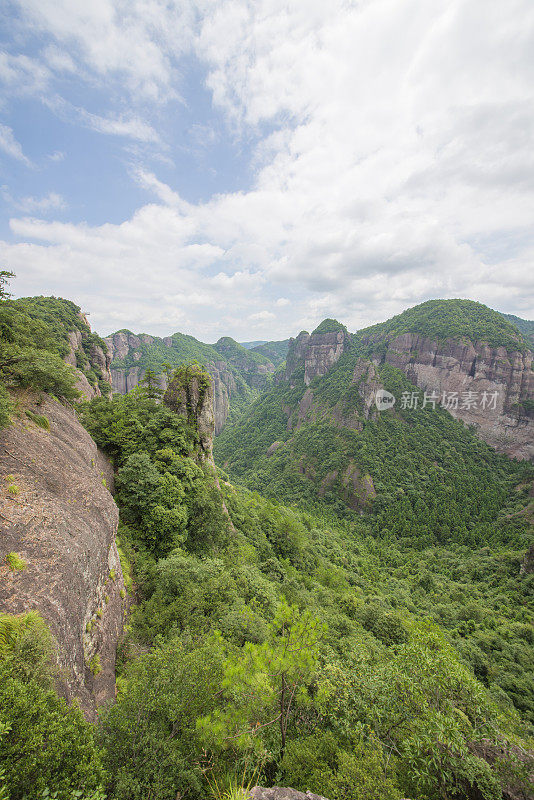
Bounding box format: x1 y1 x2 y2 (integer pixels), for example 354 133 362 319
360 298 525 352
198 601 324 765
501 312 534 347
250 339 289 367
0 613 104 800
5 553 26 571
88 654 101 676
100 636 224 800
25 410 50 430
312 318 348 335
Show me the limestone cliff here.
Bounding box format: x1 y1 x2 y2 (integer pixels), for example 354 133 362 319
0 394 126 718
362 331 534 460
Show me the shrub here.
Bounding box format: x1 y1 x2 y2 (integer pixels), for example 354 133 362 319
88 655 101 676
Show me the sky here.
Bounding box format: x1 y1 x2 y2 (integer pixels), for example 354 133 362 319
0 0 533 341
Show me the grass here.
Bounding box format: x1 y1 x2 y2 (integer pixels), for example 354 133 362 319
88 654 101 676
25 410 50 430
5 552 26 571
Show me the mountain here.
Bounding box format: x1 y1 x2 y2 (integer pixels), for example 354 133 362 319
502 312 534 348
2 289 534 800
216 298 534 513
104 329 278 432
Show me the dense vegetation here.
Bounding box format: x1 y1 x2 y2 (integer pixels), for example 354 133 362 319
1 287 533 800
312 318 348 335
0 277 110 427
360 299 526 352
107 329 273 422
248 339 289 367
502 313 534 347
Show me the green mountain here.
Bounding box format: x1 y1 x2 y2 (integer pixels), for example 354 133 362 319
359 298 526 352
501 312 534 347
250 338 290 366
2 284 533 800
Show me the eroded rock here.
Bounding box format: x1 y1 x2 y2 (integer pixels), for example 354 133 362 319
0 395 126 718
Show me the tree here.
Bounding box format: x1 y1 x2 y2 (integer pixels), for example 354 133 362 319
140 368 163 400
198 600 324 767
0 271 14 300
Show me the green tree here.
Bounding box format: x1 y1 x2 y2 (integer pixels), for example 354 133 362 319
198 600 324 766
139 368 163 400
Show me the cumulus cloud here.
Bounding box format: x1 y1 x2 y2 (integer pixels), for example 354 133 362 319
3 0 534 338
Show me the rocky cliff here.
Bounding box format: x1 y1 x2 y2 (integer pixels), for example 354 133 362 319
105 330 254 434
0 394 126 718
65 312 113 400
362 332 534 460
284 329 351 386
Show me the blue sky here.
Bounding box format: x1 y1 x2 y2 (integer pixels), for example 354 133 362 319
1 0 533 340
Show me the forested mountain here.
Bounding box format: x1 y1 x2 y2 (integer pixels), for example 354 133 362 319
1 283 533 800
502 313 534 348
105 329 281 432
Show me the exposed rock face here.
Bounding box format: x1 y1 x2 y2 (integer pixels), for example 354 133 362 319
65 316 113 400
249 788 329 800
0 395 126 718
285 330 351 386
363 332 534 460
104 332 238 434
163 370 215 462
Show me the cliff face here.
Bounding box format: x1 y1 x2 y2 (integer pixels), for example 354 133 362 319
0 395 126 718
284 329 351 385
65 313 113 400
105 331 239 434
363 332 534 460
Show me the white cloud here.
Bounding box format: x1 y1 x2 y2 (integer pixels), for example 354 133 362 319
0 123 31 165
18 192 66 213
3 0 534 337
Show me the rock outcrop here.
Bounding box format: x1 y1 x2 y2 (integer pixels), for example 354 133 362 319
284 329 351 386
363 332 534 460
65 314 113 400
249 789 329 800
0 394 126 718
163 367 215 462
104 331 243 434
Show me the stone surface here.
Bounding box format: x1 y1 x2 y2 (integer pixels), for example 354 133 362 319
66 315 113 400
249 789 329 800
104 332 240 434
362 332 534 460
285 330 351 386
0 395 126 718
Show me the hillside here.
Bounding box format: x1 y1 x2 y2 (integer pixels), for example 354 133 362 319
360 299 526 352
105 329 277 432
1 285 533 800
503 312 534 348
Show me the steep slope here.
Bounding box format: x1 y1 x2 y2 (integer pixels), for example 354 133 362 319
502 312 534 348
215 311 534 529
105 329 271 433
250 339 290 366
359 299 534 460
0 394 126 718
0 295 112 401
